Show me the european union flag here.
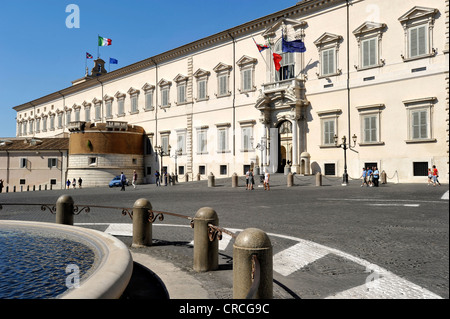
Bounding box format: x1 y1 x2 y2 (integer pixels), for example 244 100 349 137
109 58 118 64
282 37 306 53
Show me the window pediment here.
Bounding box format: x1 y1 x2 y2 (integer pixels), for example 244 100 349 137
92 97 102 105
353 22 386 37
114 91 126 99
262 18 307 38
314 33 343 48
213 62 232 73
236 55 257 68
174 74 188 83
103 95 114 102
193 69 210 78
158 78 172 87
142 83 155 91
127 87 140 95
82 101 92 108
398 6 438 25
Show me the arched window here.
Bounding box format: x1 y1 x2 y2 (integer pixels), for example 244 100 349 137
274 40 295 81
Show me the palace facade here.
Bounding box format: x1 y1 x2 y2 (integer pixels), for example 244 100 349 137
10 0 449 186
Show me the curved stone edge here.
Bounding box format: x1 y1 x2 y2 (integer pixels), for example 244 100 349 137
0 220 133 299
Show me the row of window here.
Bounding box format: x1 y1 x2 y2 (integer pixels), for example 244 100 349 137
154 123 255 156
319 97 436 146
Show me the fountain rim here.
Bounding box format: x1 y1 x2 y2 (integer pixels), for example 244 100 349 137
0 220 133 299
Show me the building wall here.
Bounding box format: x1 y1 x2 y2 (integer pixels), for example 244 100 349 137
0 150 68 191
13 0 449 183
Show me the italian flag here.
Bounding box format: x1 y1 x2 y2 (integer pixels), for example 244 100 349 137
98 36 112 46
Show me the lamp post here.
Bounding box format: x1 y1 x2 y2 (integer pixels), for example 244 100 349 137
154 144 171 183
170 147 182 182
251 136 268 177
334 134 357 186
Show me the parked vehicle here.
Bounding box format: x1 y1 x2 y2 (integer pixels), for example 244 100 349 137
109 175 129 187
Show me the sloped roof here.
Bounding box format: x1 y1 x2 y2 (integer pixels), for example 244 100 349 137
0 138 69 151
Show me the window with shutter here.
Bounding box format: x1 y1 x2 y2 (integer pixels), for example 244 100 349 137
409 25 427 58
362 38 377 68
322 48 335 76
323 120 335 145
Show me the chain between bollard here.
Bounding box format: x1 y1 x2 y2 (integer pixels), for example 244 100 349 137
207 223 237 242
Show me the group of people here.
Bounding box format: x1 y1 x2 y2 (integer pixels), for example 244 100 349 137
154 170 168 186
66 177 82 189
361 166 380 187
427 165 441 186
245 169 270 191
119 170 139 191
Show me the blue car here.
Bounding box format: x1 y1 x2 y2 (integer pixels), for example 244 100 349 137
109 175 129 187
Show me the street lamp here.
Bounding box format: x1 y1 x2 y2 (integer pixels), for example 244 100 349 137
170 147 182 182
250 136 268 177
334 133 357 186
154 144 171 177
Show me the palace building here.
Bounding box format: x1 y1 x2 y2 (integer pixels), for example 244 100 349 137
9 0 449 188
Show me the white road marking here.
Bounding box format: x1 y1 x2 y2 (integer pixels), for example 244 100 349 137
442 190 449 200
273 242 329 276
75 222 443 299
368 203 420 207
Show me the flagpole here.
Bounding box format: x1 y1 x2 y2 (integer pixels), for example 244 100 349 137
97 34 100 59
252 37 270 69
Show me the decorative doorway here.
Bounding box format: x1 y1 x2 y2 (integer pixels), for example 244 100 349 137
278 120 292 173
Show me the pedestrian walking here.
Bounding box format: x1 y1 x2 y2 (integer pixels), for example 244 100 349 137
66 179 71 189
0 179 4 193
132 170 137 189
72 178 76 189
248 169 254 190
367 167 373 187
155 170 160 186
164 170 168 186
120 172 126 191
373 167 379 187
432 165 441 186
427 168 433 185
78 177 82 188
264 170 270 191
245 169 249 190
361 168 368 187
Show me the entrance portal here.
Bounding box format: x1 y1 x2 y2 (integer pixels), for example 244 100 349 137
277 120 292 173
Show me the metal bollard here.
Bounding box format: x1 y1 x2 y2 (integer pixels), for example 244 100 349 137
132 198 153 248
316 172 322 186
193 207 219 272
208 172 215 187
231 173 238 188
185 173 189 182
287 172 293 187
233 228 273 299
56 195 74 225
197 173 201 181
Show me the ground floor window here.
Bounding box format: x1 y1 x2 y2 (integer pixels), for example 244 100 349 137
220 165 227 175
324 163 335 175
413 162 428 176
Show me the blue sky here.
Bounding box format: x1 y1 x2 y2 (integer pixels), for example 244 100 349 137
0 0 297 138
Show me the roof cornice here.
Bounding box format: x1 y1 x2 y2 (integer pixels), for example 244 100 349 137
13 0 343 111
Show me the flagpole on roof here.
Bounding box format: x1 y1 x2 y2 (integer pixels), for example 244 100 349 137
97 34 100 59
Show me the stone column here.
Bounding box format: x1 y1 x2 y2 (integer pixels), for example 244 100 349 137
132 198 153 247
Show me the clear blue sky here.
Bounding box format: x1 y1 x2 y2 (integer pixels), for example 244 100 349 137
0 0 298 138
